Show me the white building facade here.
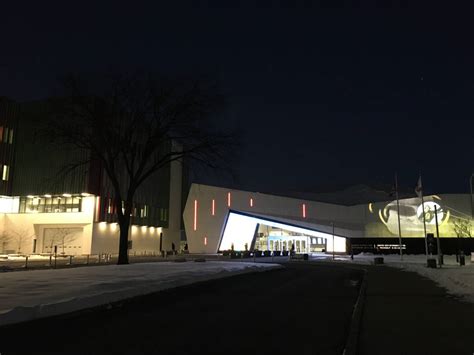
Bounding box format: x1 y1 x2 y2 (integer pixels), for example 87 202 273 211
183 184 473 255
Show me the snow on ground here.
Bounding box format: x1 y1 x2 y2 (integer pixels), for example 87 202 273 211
0 261 282 326
349 253 474 303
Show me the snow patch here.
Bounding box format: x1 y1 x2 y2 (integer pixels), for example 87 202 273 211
0 261 282 326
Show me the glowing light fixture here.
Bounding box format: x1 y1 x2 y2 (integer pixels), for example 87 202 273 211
81 192 91 197
62 193 72 197
204 236 208 245
302 203 306 218
368 203 374 213
211 199 215 216
193 199 198 231
44 194 52 198
250 198 254 207
99 221 107 231
27 195 35 198
227 192 231 207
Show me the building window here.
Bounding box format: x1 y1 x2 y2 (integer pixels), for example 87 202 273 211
2 165 9 181
19 195 82 213
9 129 13 144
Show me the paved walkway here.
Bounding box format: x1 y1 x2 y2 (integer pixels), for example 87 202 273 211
358 264 474 355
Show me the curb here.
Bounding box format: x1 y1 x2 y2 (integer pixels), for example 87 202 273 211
343 268 368 355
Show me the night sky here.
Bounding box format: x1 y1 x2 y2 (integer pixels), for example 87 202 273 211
2 2 473 194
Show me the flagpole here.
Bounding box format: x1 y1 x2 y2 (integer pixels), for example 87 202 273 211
420 175 429 259
395 172 403 260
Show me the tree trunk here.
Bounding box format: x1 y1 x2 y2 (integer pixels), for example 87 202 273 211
117 219 130 265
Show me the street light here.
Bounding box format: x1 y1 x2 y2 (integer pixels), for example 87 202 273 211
470 173 473 223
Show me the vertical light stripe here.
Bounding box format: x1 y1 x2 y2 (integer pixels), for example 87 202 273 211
193 200 198 231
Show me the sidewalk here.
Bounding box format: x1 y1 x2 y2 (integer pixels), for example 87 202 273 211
358 264 474 355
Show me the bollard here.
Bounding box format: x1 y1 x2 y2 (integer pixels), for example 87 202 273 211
49 255 52 267
25 256 28 269
69 255 73 265
86 255 89 265
54 254 57 269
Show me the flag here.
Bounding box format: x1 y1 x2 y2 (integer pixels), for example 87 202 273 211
415 175 423 197
389 183 396 197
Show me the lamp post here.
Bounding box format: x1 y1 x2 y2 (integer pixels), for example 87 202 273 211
470 173 473 221
470 174 473 238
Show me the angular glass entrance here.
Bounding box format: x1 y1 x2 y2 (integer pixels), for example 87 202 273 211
218 211 346 253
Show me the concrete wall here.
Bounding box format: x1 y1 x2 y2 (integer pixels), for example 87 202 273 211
0 196 95 255
162 156 183 251
90 222 162 255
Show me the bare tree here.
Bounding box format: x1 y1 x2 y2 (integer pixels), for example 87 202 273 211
9 227 35 254
46 73 235 264
453 217 472 238
47 228 80 255
0 232 12 254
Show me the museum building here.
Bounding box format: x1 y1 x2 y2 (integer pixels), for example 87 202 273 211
183 184 473 255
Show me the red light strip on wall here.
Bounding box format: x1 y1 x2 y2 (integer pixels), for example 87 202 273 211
302 203 306 218
193 200 198 231
227 192 231 207
212 199 215 216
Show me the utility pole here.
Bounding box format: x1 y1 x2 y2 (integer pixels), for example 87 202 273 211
435 205 442 267
395 172 403 260
332 222 335 261
470 173 473 228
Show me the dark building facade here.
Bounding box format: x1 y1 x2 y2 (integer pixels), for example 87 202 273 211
5 99 177 229
0 97 19 195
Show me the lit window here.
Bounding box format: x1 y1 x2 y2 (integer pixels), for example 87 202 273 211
227 192 231 207
250 198 254 207
211 199 215 216
302 203 306 218
2 165 9 181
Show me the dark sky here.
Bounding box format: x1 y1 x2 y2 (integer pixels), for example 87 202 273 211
1 1 473 194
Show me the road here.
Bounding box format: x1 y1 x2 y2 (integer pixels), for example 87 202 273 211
0 263 363 355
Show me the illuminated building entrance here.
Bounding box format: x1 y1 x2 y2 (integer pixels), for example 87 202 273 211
218 211 347 253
